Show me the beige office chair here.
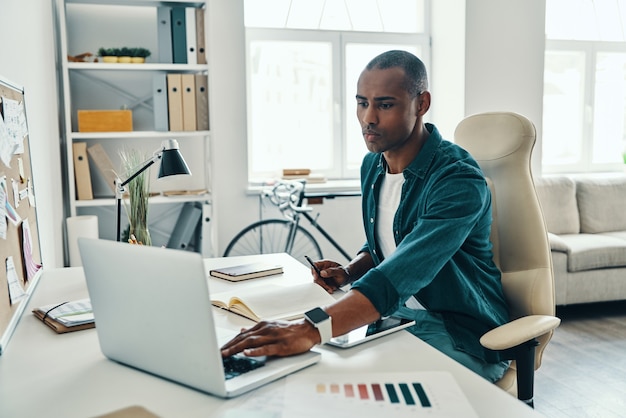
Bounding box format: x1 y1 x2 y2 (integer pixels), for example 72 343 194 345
454 112 561 408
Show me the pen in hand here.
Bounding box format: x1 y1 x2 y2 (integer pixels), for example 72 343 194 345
304 255 323 276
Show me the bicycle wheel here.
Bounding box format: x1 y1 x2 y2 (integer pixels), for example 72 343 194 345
223 219 323 262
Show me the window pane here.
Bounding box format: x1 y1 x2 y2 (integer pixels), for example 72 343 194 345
248 41 333 177
546 0 626 42
344 44 420 171
592 52 626 164
377 0 424 33
244 0 290 28
245 0 425 33
542 50 586 166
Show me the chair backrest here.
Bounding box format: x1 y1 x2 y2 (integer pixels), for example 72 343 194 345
454 111 555 369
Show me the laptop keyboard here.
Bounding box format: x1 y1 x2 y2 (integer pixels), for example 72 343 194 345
222 355 265 380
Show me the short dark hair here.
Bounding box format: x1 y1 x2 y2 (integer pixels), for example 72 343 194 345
365 50 428 98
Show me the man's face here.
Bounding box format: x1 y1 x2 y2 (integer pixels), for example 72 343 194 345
356 67 420 154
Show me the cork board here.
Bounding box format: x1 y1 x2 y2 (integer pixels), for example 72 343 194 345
0 77 43 355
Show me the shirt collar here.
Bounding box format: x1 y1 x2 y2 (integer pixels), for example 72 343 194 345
376 123 442 179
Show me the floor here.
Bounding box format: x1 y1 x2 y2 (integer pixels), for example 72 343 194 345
533 301 626 417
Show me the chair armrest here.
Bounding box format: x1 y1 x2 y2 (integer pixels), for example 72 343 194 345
548 232 570 253
480 315 561 351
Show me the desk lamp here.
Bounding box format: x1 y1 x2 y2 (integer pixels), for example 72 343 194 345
115 139 191 242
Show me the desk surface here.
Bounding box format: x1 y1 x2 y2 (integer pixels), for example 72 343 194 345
0 253 543 418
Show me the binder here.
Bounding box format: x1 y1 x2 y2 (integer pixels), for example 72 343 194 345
181 73 197 131
185 7 197 65
195 7 207 64
166 73 183 131
195 73 209 130
152 73 169 131
72 142 93 200
167 202 202 251
156 6 173 63
171 7 187 64
86 143 117 194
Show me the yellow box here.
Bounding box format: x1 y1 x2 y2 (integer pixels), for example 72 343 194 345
77 110 133 132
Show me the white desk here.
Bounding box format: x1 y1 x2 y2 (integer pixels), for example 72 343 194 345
0 253 543 418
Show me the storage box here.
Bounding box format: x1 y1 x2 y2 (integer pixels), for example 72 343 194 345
77 110 133 132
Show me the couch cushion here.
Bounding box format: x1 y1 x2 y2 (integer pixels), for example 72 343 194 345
558 233 626 272
535 176 579 234
577 177 626 233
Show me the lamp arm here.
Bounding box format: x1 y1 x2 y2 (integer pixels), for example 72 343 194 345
119 152 162 188
114 148 163 241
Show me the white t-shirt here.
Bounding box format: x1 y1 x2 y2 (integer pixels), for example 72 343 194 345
376 170 404 259
377 170 425 311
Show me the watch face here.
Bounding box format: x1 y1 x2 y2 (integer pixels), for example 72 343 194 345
306 307 329 323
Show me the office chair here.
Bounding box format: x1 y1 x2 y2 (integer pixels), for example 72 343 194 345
454 112 561 408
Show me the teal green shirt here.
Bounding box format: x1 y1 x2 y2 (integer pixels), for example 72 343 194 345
351 124 508 363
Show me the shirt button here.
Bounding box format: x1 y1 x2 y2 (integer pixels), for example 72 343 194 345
371 184 374 189
370 218 374 223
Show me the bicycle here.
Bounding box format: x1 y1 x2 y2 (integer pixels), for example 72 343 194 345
223 180 360 263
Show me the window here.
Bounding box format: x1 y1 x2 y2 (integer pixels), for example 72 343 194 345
244 0 430 182
543 0 626 173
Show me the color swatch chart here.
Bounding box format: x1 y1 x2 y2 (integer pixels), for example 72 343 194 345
283 371 478 418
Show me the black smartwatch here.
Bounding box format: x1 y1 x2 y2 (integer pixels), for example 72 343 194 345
304 307 332 345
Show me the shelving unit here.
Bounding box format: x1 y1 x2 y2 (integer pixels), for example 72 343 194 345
54 0 214 258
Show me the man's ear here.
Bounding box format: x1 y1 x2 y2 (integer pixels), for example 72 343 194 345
416 91 431 115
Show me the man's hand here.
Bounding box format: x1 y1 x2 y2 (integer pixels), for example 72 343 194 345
310 259 351 293
309 252 375 293
220 319 319 358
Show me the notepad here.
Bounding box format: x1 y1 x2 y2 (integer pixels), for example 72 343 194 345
32 298 95 333
209 262 284 281
210 282 336 322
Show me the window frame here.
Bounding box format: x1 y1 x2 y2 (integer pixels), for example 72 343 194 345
543 39 626 174
244 28 430 182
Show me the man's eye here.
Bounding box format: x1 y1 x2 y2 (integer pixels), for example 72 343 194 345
379 103 392 109
357 101 368 107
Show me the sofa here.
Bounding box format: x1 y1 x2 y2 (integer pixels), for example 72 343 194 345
534 175 626 305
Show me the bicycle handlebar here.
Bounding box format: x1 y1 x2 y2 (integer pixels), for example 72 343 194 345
262 180 312 214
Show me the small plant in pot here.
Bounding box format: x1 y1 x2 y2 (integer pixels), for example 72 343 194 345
98 47 120 63
118 47 133 63
130 47 151 64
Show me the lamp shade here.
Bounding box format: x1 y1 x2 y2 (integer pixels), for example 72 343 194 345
157 139 191 178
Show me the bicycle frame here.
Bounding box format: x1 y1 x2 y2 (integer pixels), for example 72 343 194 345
277 181 354 262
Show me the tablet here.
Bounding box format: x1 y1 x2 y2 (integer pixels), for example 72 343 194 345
327 316 415 348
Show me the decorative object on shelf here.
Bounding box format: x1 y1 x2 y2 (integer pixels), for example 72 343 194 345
97 47 119 63
97 47 151 64
77 109 133 132
131 47 151 64
68 52 97 63
114 139 191 243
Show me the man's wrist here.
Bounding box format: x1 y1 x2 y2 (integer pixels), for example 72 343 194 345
304 307 332 345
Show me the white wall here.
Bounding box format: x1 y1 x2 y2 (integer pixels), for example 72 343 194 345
464 0 546 174
0 0 547 267
0 0 65 268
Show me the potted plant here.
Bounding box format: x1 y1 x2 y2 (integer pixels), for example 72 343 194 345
130 47 151 64
119 148 152 246
98 47 119 63
118 47 133 63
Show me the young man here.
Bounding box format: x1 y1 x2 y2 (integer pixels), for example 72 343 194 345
221 50 510 382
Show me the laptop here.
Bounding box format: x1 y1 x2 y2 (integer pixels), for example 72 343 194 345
78 238 321 398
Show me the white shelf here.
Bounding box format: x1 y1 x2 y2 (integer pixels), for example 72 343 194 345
67 62 209 72
70 130 210 140
56 0 214 256
75 193 210 208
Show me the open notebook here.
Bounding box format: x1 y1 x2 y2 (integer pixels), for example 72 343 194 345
78 238 320 398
